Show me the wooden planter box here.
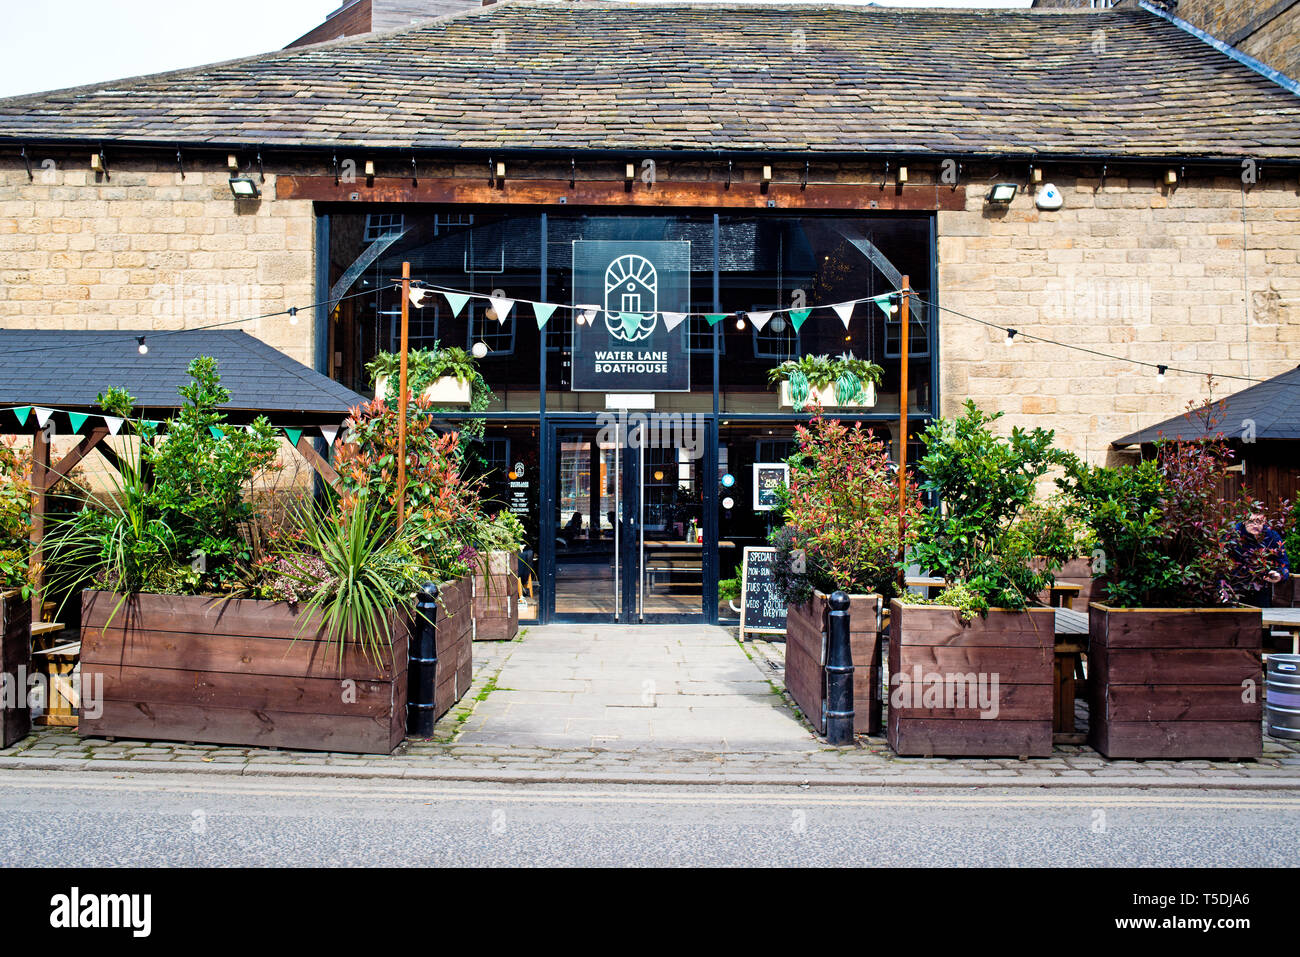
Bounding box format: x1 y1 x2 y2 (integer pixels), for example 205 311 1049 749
888 600 1055 757
471 551 520 642
374 374 472 406
785 591 882 736
80 591 411 754
1275 578 1298 608
1 590 31 749
428 577 474 720
778 380 876 410
1088 603 1262 760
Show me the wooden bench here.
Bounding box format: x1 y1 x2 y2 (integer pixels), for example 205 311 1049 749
31 634 79 728
1053 608 1089 743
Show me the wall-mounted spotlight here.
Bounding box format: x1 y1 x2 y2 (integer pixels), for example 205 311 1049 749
761 165 772 184
1164 168 1178 186
986 183 1018 205
364 160 376 178
495 160 506 181
229 176 261 199
897 165 908 185
90 153 103 173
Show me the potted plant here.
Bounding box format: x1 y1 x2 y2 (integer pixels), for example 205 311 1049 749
469 511 526 641
890 402 1072 758
1015 494 1098 607
1060 436 1275 759
367 342 491 410
50 360 439 755
768 354 882 412
772 414 921 736
0 440 33 747
334 391 489 714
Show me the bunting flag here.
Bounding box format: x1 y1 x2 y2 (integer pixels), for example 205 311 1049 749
209 426 225 440
12 407 30 427
319 424 340 446
789 308 812 331
488 296 515 324
748 311 773 330
833 302 856 328
34 408 53 428
661 311 688 332
283 428 303 448
141 420 161 432
705 313 726 326
872 294 893 317
103 416 124 436
620 313 643 338
443 292 470 318
532 302 558 329
68 412 89 434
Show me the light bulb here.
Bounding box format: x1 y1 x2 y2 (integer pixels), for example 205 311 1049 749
771 316 787 334
1157 365 1167 382
1005 329 1018 347
472 341 489 359
136 336 148 355
735 318 746 331
289 307 299 326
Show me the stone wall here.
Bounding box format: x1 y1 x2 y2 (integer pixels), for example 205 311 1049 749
0 156 315 367
938 171 1299 463
1167 0 1300 79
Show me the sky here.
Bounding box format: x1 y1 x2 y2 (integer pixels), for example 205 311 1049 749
0 0 1033 99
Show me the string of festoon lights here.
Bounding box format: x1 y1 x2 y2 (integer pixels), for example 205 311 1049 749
404 279 1298 390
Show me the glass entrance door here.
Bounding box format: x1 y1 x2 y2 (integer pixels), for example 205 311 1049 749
546 418 710 623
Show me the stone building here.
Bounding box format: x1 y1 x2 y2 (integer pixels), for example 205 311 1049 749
0 2 1297 624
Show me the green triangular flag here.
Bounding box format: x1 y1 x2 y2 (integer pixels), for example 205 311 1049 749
68 412 88 434
283 428 303 447
789 308 812 331
533 302 558 329
12 407 30 427
443 292 470 318
620 313 643 338
705 313 727 326
209 426 225 440
872 294 893 317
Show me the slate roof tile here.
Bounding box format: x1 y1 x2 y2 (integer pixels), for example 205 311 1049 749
0 2 1296 158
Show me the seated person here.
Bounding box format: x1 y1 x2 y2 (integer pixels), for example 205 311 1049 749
1233 511 1290 608
561 511 584 545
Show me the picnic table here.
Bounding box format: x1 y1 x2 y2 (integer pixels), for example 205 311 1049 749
1053 608 1089 741
30 623 79 727
1264 607 1300 655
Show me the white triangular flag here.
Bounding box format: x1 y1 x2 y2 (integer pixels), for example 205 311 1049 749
103 415 124 436
489 297 515 324
320 425 340 446
832 302 856 328
661 311 688 332
748 311 773 330
34 408 53 427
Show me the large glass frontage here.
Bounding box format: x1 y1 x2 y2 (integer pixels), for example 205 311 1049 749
324 207 937 625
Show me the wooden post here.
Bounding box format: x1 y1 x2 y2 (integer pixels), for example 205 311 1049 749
397 261 410 528
897 276 910 594
29 426 50 622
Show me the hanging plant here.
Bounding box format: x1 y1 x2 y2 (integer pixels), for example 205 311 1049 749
768 354 882 412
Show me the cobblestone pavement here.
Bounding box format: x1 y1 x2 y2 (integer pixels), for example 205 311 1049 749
2 625 1298 789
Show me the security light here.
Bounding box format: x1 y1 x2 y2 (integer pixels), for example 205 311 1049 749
986 183 1018 204
897 166 908 185
364 160 376 178
761 165 772 184
229 176 260 199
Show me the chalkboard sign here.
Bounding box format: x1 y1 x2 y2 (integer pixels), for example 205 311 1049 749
740 546 787 637
753 463 788 512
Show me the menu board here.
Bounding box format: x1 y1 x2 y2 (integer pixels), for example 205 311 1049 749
752 463 788 512
740 546 787 637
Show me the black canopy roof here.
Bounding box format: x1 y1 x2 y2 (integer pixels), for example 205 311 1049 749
0 329 366 430
1113 365 1300 446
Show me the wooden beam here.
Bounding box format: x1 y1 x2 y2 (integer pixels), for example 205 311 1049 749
294 436 341 491
277 175 967 211
45 424 111 489
29 429 50 622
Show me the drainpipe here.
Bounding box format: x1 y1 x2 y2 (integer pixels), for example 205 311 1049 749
825 591 855 745
408 583 440 737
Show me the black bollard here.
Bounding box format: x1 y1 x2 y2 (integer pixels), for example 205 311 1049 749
408 582 440 737
825 590 855 745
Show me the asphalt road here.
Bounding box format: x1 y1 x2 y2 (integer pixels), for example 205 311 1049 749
0 770 1294 867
